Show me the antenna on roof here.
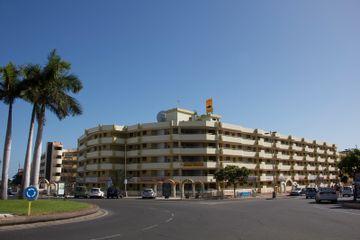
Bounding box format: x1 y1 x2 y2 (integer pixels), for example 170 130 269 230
177 99 180 108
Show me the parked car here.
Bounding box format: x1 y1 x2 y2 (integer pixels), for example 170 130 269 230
305 188 317 199
141 188 156 199
315 187 338 203
290 188 302 196
341 186 353 197
74 186 88 198
300 188 307 195
107 187 123 199
89 188 105 199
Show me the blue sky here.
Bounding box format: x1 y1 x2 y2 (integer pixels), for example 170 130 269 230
0 0 359 176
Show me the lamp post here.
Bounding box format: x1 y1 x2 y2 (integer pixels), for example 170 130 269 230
265 131 277 199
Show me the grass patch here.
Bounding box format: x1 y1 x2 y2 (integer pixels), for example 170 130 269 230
0 199 91 216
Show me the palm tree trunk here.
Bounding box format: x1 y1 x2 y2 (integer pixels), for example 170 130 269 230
21 104 36 194
30 105 45 188
1 103 13 200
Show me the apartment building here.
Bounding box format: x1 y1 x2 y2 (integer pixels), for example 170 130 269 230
39 142 78 191
77 108 339 196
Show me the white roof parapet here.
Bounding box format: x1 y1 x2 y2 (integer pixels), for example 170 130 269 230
165 108 195 115
221 123 254 134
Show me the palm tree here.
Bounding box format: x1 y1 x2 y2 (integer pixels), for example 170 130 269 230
19 65 41 193
30 50 83 188
0 62 22 200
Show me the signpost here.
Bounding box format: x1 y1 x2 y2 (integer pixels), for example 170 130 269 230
23 186 39 216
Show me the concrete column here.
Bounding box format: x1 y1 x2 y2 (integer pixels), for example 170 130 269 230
181 183 185 198
153 184 157 196
192 183 196 197
172 184 176 198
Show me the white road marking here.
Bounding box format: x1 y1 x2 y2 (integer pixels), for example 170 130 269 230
90 233 123 240
141 224 158 231
312 205 360 216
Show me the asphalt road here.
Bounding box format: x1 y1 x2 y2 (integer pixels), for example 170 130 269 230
1 197 360 240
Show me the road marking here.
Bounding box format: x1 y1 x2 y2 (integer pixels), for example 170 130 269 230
141 224 158 231
312 205 360 216
90 233 123 240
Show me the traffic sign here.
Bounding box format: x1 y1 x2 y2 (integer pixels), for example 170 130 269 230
24 186 38 201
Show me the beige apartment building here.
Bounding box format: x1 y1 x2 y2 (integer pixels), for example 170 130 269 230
39 142 78 193
76 108 339 197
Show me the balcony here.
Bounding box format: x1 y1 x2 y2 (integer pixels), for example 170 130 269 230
78 144 86 151
293 165 304 171
141 148 171 156
275 142 289 150
308 175 317 180
259 162 274 170
294 175 306 181
306 156 315 162
174 148 217 155
139 162 172 170
173 134 216 142
141 135 171 143
221 149 256 157
86 164 98 171
278 164 291 171
259 151 273 159
258 139 272 148
222 162 257 170
328 158 335 163
329 175 336 180
76 177 85 183
291 145 302 151
260 175 274 182
293 155 303 161
78 155 86 161
317 149 325 154
85 177 98 183
328 166 336 171
77 166 85 172
99 163 114 170
277 153 290 160
307 165 316 171
317 157 326 163
220 135 255 145
305 147 314 153
318 166 324 171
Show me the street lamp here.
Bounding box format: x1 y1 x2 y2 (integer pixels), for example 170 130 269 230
265 131 277 199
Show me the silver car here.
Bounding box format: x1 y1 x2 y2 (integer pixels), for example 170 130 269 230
315 187 337 203
141 188 156 199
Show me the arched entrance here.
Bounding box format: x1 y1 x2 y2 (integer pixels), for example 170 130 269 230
158 179 177 198
181 179 194 198
194 181 205 198
285 178 294 192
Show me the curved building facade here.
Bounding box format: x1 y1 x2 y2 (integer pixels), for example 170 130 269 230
76 108 339 196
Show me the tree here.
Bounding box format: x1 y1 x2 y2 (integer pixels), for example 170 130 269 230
19 64 41 194
340 174 349 185
338 149 360 178
214 165 250 198
0 63 23 199
30 50 83 188
338 149 360 200
10 172 23 187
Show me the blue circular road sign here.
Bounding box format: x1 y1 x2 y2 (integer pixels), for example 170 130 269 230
24 186 39 201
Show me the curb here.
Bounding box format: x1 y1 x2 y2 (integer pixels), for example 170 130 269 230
0 204 99 227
